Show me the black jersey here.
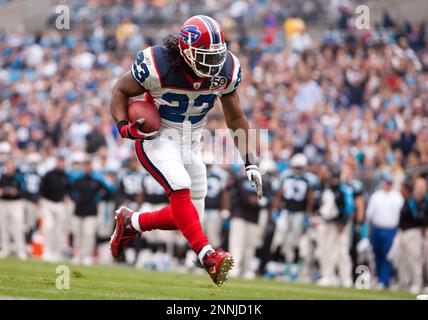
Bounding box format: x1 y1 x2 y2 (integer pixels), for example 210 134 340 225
205 166 228 210
21 168 42 202
118 169 143 202
142 172 169 204
0 172 25 200
279 170 317 212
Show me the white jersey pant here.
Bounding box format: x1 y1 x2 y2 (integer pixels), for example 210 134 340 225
134 135 207 218
317 222 353 286
72 215 98 263
23 199 39 234
202 209 223 248
424 235 428 287
0 199 26 258
397 228 423 290
229 217 260 277
41 198 68 261
271 210 305 262
97 200 116 239
298 226 317 280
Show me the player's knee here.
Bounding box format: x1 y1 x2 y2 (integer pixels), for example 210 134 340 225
190 186 206 200
189 174 207 200
169 172 191 191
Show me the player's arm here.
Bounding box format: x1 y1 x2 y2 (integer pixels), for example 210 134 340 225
355 194 365 224
110 71 156 140
220 91 251 158
220 91 262 198
111 71 146 124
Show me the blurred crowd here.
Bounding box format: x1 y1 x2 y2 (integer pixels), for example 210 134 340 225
0 0 428 293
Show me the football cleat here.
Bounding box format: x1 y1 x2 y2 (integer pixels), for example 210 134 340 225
110 206 140 259
201 248 234 286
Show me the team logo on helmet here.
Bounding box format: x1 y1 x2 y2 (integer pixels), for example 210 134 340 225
180 25 201 44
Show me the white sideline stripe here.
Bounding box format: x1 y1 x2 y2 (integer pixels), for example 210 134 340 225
0 296 34 300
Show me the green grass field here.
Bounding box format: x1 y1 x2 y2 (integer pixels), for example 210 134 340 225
0 257 415 300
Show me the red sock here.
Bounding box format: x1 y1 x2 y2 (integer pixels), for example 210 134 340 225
169 189 208 254
138 205 178 231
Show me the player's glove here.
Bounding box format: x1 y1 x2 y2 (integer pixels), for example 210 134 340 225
117 119 158 140
245 164 263 199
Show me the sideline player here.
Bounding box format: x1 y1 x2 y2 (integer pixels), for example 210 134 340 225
109 15 262 285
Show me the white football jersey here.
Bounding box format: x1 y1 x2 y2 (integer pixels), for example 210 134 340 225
131 45 241 133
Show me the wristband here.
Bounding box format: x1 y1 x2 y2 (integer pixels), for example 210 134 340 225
116 120 129 132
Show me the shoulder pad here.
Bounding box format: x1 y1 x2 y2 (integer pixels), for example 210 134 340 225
220 52 241 97
305 172 320 188
280 169 294 180
131 46 163 91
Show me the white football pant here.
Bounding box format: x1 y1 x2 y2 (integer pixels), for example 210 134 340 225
397 228 423 291
202 209 223 248
41 198 69 261
72 215 97 264
0 199 26 259
134 133 207 218
317 222 353 287
271 210 305 262
229 217 260 277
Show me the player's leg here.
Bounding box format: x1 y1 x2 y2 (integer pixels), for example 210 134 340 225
10 200 26 259
81 216 97 265
0 200 9 257
396 234 410 289
41 199 55 261
72 215 83 263
135 138 212 253
203 209 222 248
111 137 233 285
184 144 207 219
406 229 423 292
112 137 207 252
317 223 337 286
229 217 246 277
337 223 353 287
270 209 287 254
242 221 259 279
53 201 66 259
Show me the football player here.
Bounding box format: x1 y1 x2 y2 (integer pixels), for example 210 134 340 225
116 157 143 211
271 153 315 264
203 156 230 249
110 15 262 286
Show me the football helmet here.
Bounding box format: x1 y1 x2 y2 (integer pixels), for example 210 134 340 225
178 15 227 78
290 153 308 169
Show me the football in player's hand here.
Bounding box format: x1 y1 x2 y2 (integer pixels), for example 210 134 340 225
127 93 161 133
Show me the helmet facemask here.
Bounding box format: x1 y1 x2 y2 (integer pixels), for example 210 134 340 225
182 41 227 78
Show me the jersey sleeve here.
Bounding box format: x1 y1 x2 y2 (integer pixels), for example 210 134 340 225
220 52 242 97
279 169 292 183
131 47 161 92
